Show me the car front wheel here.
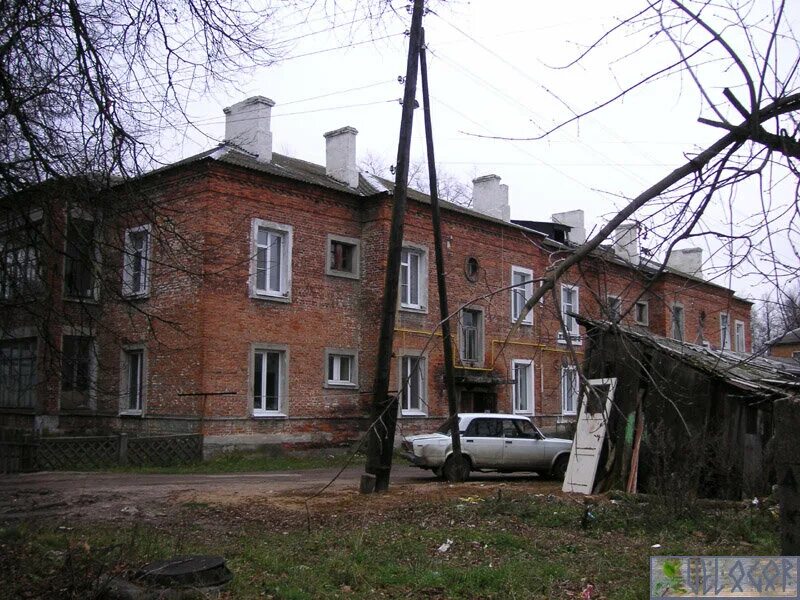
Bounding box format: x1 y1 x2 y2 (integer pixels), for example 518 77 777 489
443 455 471 482
550 455 569 481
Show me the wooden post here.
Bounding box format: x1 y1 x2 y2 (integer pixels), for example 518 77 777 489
774 396 800 554
364 0 426 493
118 433 129 466
419 30 466 482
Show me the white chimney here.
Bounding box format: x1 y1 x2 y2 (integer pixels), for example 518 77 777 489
667 247 703 278
613 221 640 264
552 210 586 245
323 126 359 188
223 96 275 163
472 175 510 221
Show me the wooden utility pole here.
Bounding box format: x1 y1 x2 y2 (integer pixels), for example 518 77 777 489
363 0 426 493
419 29 466 482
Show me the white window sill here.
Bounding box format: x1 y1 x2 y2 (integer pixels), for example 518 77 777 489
556 335 582 346
511 319 533 326
401 410 427 417
251 291 291 303
122 292 150 300
514 410 534 416
252 411 287 418
119 410 143 417
400 304 427 314
64 295 99 304
560 411 577 417
324 381 358 389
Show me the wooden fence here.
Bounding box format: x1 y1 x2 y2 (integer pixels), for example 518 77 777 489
0 430 203 473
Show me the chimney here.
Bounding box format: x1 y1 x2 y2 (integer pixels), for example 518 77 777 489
223 96 275 163
613 221 640 264
323 126 359 188
552 210 586 245
667 247 703 278
472 174 510 221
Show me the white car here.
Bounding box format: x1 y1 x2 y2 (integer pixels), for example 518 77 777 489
401 413 572 480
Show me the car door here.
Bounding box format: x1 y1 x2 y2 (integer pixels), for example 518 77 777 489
501 418 544 470
462 418 504 468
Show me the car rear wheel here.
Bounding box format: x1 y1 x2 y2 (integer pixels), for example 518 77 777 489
551 455 569 481
443 455 471 482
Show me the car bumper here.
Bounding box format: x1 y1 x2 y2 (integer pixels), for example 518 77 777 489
401 451 434 469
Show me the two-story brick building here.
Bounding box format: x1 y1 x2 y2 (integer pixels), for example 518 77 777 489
0 95 753 451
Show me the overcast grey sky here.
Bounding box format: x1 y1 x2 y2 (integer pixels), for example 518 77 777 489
162 0 799 301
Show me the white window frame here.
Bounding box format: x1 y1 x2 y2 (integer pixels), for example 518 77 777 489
459 307 484 366
325 234 360 279
399 243 428 312
122 224 152 298
251 343 288 417
558 284 581 344
511 359 534 415
120 346 146 415
399 353 427 416
250 219 292 302
60 328 97 410
606 295 622 322
734 320 746 353
561 365 579 416
671 303 685 341
635 300 649 326
324 348 358 388
510 266 534 325
720 312 730 350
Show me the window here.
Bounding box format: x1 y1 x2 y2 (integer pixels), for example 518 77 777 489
792 351 800 361
0 338 37 408
1 221 41 300
122 225 151 297
64 218 97 299
735 320 746 353
325 349 357 387
121 349 145 414
465 257 479 282
251 219 292 300
635 300 649 326
606 295 622 322
399 246 427 311
465 418 502 437
459 308 484 365
511 266 533 324
561 366 579 415
61 335 94 409
720 313 730 350
558 284 581 342
671 304 685 341
252 347 287 415
326 234 360 279
400 355 426 415
511 359 534 414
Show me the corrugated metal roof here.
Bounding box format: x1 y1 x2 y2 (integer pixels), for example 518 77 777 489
577 315 800 398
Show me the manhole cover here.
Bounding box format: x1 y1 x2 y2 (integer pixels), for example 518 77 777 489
136 555 232 588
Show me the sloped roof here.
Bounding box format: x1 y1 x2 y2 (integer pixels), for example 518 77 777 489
577 315 800 398
768 327 800 347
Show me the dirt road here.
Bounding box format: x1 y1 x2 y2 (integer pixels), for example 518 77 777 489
0 467 554 524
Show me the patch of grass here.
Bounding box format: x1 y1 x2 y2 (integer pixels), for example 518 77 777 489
0 490 780 599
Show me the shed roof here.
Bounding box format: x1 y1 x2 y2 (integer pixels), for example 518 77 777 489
767 327 800 347
576 315 800 399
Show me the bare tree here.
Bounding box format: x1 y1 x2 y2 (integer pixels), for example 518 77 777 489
361 151 473 206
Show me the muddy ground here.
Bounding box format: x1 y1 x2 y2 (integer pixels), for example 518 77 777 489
0 467 562 527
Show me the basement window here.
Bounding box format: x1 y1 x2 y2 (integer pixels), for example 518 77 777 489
325 349 358 388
